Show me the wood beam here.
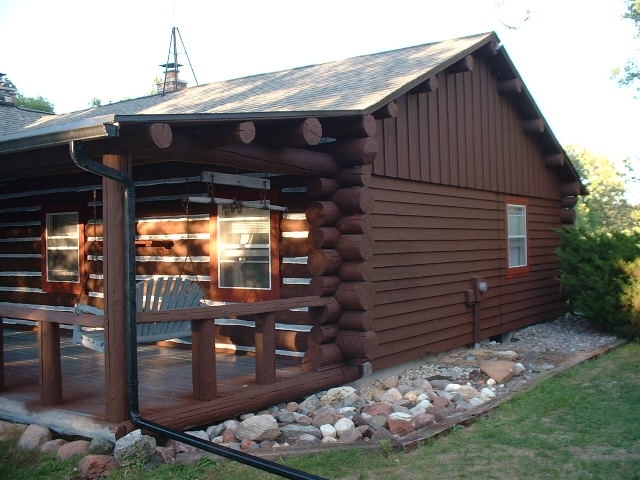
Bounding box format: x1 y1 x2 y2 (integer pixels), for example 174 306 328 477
321 115 377 138
143 140 338 176
373 101 398 119
522 118 545 133
256 117 322 147
544 153 566 167
447 55 474 74
312 137 378 166
497 78 523 95
410 76 439 94
560 182 582 197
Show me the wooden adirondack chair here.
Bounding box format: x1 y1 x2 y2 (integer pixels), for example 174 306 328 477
73 276 205 353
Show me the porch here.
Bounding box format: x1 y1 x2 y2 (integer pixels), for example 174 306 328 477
0 298 360 441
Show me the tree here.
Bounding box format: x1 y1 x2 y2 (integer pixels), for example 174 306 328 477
566 146 640 233
15 93 55 113
616 0 640 91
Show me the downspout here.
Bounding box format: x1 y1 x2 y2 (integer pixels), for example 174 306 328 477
70 140 327 480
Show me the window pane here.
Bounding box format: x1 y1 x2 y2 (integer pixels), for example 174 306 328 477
218 205 271 290
46 212 80 282
507 204 527 268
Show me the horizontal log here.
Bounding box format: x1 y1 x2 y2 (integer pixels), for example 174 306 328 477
309 324 341 344
309 275 341 296
110 123 173 153
560 182 582 197
307 177 339 198
335 164 373 187
544 153 565 167
280 236 311 257
200 121 256 146
496 78 523 95
522 118 545 133
560 196 578 208
313 137 378 166
308 226 341 249
309 296 342 325
339 260 372 282
373 101 398 119
410 76 438 94
560 208 576 225
302 341 345 372
447 55 474 74
280 217 310 233
307 249 343 276
135 136 337 175
256 117 322 147
305 201 342 227
331 187 374 214
280 283 311 299
336 214 371 235
336 234 373 261
320 114 377 138
335 330 379 359
281 262 311 278
335 281 375 311
220 325 309 352
338 310 374 331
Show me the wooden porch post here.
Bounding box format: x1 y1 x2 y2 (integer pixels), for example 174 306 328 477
39 321 62 405
102 153 129 423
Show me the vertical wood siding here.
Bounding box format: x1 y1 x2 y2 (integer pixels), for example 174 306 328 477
370 55 566 371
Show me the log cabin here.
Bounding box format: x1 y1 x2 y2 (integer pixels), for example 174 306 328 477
0 32 584 440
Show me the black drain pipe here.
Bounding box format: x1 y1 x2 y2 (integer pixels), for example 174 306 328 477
70 140 328 480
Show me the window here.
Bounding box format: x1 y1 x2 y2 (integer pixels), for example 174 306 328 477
213 203 280 301
42 206 84 294
506 197 529 277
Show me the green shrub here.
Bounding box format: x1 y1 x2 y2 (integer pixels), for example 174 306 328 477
557 228 640 339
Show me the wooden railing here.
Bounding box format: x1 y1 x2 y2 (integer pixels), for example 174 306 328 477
0 296 335 407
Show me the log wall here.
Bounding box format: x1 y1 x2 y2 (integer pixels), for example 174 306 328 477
0 164 315 357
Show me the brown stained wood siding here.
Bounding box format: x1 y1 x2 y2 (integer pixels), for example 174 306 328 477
375 58 561 200
369 176 565 371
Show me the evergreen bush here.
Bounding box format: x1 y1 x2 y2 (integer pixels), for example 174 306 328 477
557 228 640 339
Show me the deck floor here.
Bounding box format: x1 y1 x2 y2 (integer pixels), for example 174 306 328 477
1 328 303 436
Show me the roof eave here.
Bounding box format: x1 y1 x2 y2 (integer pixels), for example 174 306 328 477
0 114 119 155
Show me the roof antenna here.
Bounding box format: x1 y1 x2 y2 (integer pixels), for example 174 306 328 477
159 26 198 95
495 0 530 30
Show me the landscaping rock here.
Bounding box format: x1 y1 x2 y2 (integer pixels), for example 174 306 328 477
78 454 119 480
18 424 51 449
89 437 114 455
40 438 67 454
480 360 516 383
57 439 90 459
113 429 157 467
236 414 279 442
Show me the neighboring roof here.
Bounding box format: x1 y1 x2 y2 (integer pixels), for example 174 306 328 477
0 104 53 136
0 32 494 152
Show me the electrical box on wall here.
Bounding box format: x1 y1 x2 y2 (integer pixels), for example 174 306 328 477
473 276 488 303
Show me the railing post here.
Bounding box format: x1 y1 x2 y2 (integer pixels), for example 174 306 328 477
39 321 62 405
192 318 217 400
255 312 277 385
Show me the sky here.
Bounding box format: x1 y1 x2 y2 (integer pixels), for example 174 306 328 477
1 0 639 200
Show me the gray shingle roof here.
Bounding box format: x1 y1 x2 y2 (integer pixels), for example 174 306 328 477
2 32 493 139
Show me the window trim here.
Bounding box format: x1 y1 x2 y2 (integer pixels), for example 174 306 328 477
505 195 530 278
209 192 281 302
41 203 85 295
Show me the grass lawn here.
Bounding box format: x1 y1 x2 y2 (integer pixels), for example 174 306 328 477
1 343 639 480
